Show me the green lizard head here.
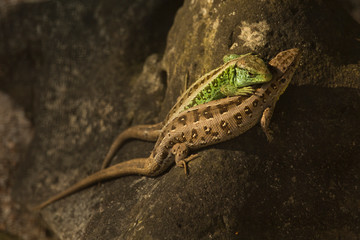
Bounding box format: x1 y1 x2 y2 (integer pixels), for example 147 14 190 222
232 53 272 87
216 53 272 97
183 53 273 110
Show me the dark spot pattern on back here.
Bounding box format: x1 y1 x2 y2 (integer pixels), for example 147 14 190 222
244 106 252 115
204 126 212 134
220 120 232 134
235 96 243 106
234 112 242 125
212 132 219 137
178 115 187 126
220 120 228 129
216 104 229 114
193 83 199 90
191 109 200 122
260 93 266 103
181 132 187 142
187 88 193 96
227 100 235 106
191 129 198 139
203 106 214 119
159 150 168 159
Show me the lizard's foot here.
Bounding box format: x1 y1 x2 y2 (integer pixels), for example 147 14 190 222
265 129 274 142
171 143 200 175
261 106 275 142
176 154 199 175
235 86 255 96
220 85 255 97
176 160 188 174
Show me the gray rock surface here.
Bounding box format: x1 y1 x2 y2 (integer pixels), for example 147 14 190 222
1 0 360 239
0 92 43 240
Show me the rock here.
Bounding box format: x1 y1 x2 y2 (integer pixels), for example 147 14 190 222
2 0 360 239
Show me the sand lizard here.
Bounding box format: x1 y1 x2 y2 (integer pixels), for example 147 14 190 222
34 48 300 210
101 53 272 169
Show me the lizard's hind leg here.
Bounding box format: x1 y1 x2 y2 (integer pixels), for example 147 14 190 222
101 122 163 169
260 105 275 142
171 143 199 174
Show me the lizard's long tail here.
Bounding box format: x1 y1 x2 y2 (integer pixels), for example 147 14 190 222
33 157 154 210
101 122 163 169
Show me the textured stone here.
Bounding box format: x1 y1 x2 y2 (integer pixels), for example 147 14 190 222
1 0 360 239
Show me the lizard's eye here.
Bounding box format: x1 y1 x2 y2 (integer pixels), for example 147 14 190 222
248 72 255 77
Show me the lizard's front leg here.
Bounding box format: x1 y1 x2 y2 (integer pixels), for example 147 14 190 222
101 122 163 169
171 143 198 174
220 85 255 96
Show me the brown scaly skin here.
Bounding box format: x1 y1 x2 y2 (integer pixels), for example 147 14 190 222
100 53 271 169
34 49 300 210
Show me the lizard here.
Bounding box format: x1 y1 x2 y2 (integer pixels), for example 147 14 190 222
33 48 300 210
100 52 272 169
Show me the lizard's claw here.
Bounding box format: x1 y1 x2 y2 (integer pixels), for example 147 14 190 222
176 160 188 175
175 154 199 175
